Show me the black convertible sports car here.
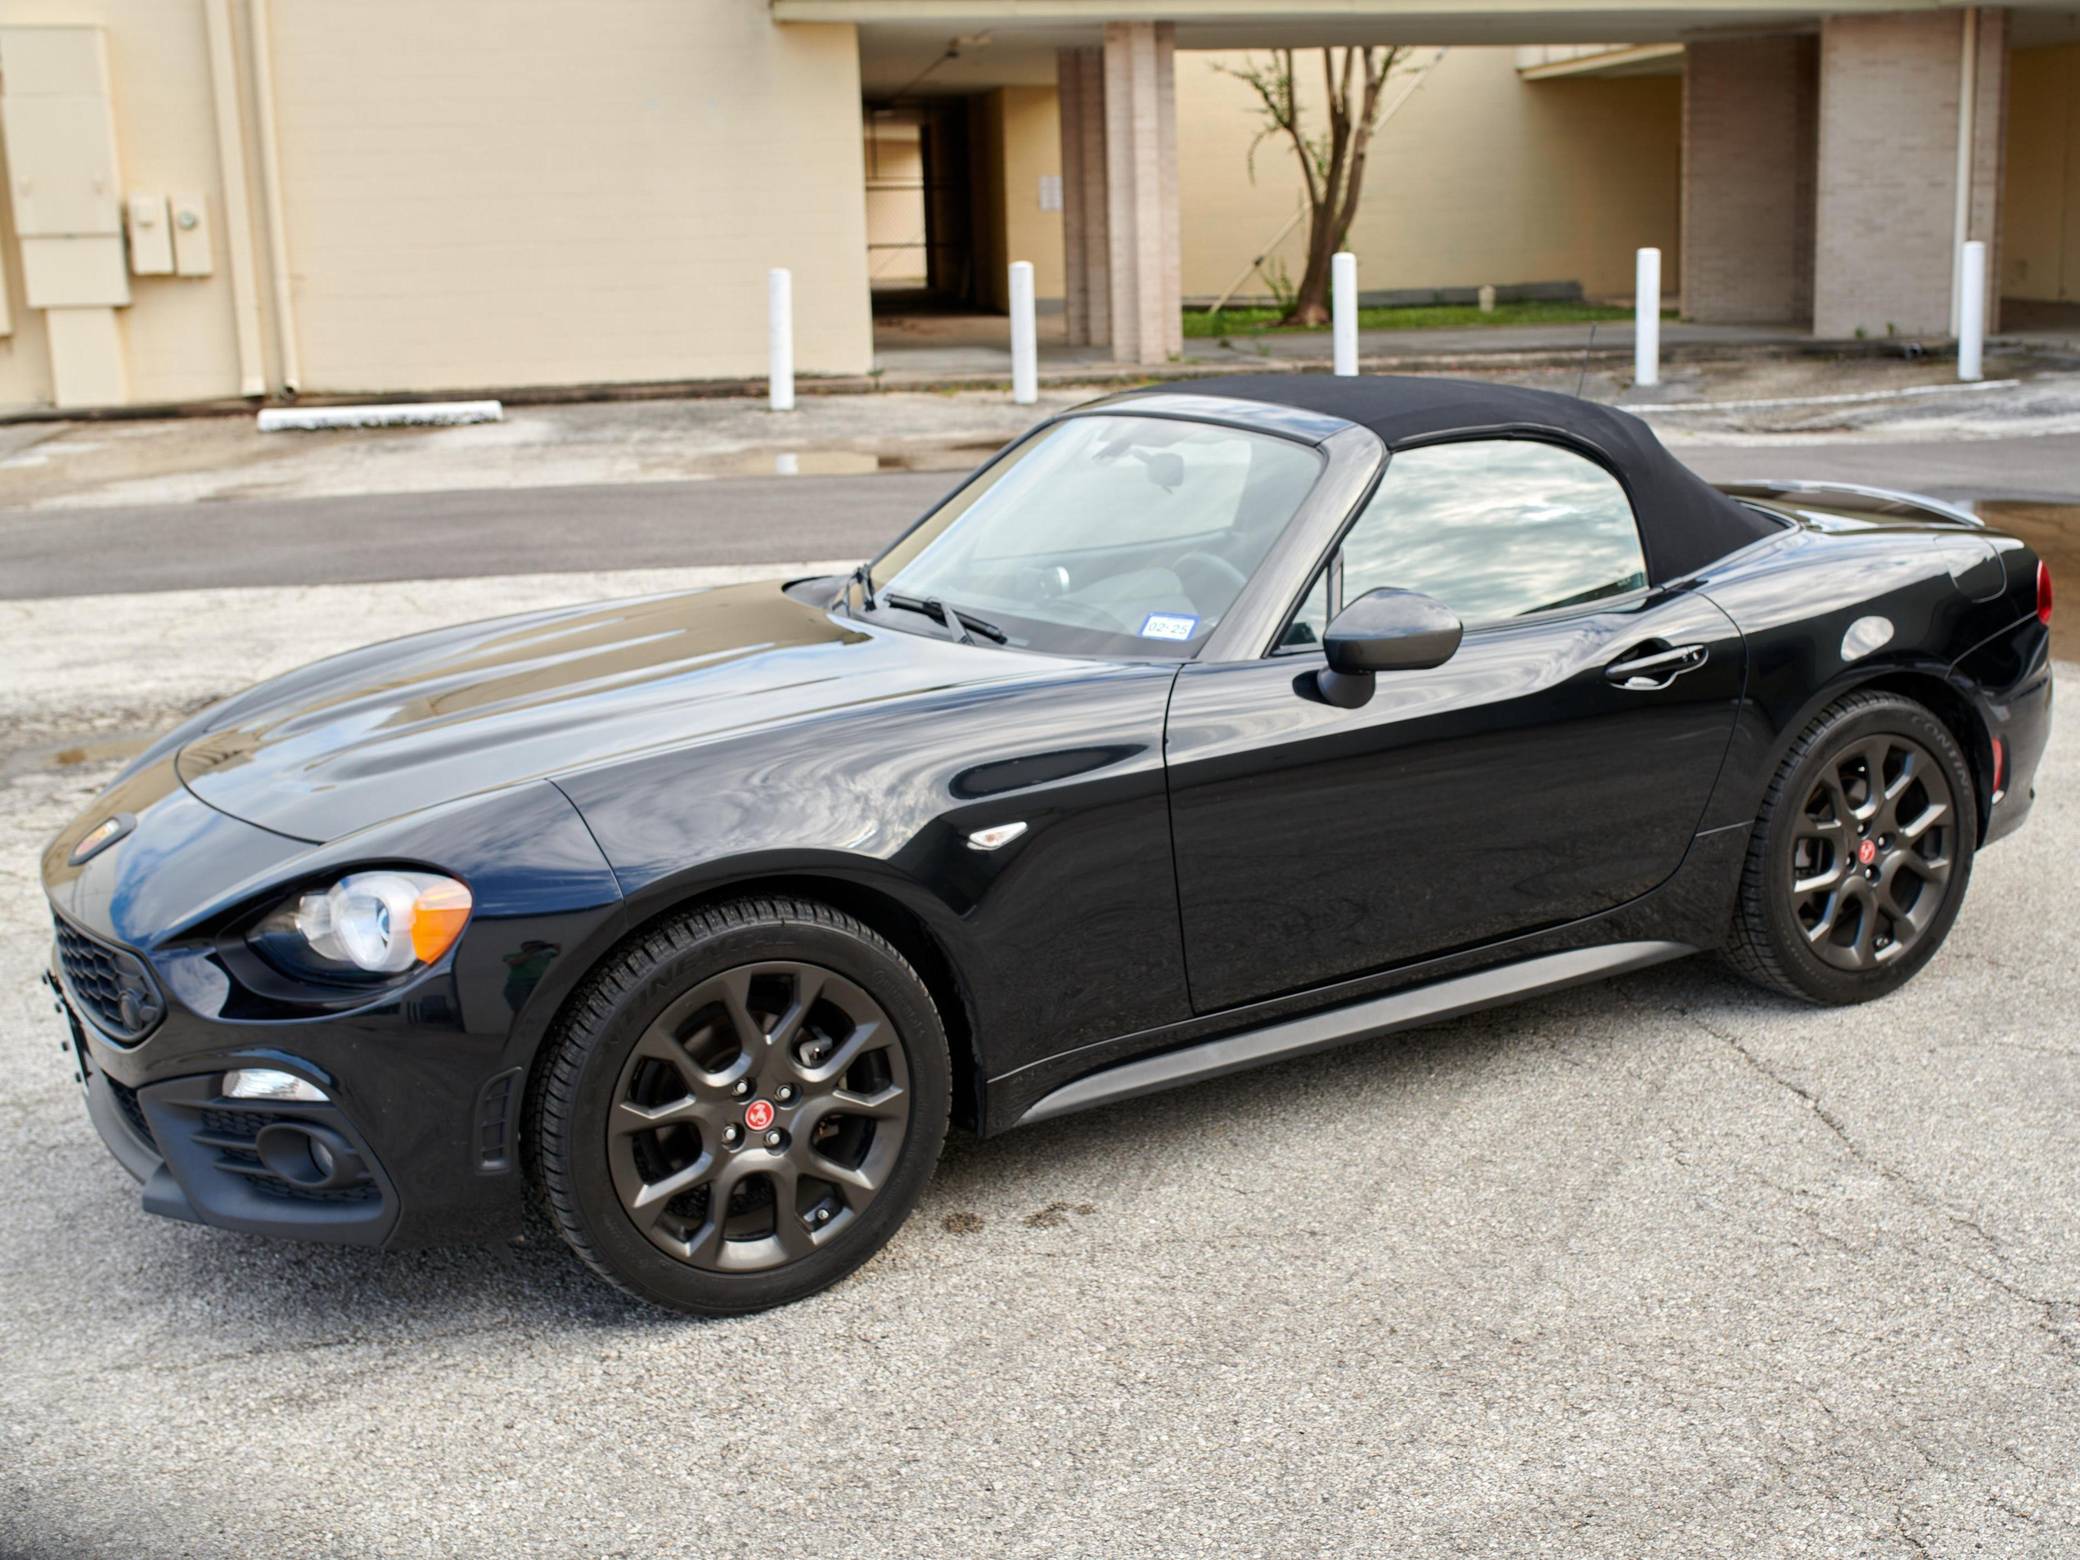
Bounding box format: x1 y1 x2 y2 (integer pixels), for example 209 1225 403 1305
42 375 2054 1314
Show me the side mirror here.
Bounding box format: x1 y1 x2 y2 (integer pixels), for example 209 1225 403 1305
1316 588 1463 709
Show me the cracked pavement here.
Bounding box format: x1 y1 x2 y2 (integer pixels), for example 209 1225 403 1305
1 561 2075 1556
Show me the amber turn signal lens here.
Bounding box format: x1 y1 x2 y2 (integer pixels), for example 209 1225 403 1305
410 878 474 964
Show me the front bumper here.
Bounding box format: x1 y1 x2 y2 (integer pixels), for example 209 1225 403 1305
40 760 625 1250
51 968 406 1245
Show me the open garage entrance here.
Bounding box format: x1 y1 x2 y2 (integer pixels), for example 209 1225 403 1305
862 62 1078 368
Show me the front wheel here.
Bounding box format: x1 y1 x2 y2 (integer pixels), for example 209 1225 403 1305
1726 691 1976 1004
530 898 950 1315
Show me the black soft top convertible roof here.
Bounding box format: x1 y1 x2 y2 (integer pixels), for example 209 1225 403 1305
1157 373 1779 585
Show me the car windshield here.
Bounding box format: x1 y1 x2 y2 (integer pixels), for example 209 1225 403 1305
858 413 1324 659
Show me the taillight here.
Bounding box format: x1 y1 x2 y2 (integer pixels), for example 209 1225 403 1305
2040 560 2054 626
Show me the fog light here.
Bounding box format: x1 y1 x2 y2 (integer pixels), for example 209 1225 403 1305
222 1068 329 1103
253 1121 362 1189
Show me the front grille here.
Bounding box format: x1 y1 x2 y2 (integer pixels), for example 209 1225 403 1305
193 1108 380 1204
106 1076 158 1153
53 916 165 1044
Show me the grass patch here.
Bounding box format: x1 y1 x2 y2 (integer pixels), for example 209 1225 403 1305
1184 300 1668 339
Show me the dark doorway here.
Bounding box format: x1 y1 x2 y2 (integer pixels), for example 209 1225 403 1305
864 99 977 313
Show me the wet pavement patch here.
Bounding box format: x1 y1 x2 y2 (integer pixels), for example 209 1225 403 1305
700 440 1004 479
0 729 155 782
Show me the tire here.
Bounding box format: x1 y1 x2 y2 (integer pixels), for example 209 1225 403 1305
529 896 950 1315
1725 691 1976 1005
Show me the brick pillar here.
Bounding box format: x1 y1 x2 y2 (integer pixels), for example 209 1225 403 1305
1682 37 1817 324
1101 21 1181 364
1056 47 1109 348
1813 8 2008 339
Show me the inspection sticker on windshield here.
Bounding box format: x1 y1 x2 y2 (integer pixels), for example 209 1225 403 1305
1138 613 1199 641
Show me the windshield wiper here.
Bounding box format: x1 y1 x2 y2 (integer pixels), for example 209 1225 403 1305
880 591 1008 645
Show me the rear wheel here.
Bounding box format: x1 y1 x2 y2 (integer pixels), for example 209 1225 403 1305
1726 692 1975 1004
530 897 950 1315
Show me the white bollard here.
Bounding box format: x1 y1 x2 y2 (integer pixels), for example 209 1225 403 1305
768 267 795 412
1331 251 1359 377
1008 260 1038 405
1634 247 1661 389
1958 240 1987 383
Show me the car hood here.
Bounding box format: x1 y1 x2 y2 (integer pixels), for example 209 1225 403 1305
175 580 1077 843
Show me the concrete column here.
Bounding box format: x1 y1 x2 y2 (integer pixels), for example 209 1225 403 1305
1056 46 1109 348
1962 8 2008 334
1682 37 1817 324
1102 21 1182 364
1813 8 2008 339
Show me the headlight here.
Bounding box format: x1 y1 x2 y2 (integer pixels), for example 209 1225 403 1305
251 870 472 982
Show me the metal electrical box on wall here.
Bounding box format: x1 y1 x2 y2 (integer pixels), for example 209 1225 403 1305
0 26 131 308
170 192 213 276
126 192 173 274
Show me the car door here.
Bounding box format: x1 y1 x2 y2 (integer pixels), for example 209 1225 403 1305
1164 436 1746 1013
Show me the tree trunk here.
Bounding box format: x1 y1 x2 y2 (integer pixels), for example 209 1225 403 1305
1225 45 1408 330
1285 241 1335 326
1282 184 1341 325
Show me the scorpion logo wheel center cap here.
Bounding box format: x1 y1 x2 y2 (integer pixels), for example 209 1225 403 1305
743 1099 775 1133
1856 838 1878 866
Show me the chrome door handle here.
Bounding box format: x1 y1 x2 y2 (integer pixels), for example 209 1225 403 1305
1605 643 1708 690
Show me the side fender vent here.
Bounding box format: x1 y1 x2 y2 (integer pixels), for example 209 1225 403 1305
475 1067 523 1173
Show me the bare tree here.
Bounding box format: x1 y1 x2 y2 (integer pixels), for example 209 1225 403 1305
1216 47 1417 326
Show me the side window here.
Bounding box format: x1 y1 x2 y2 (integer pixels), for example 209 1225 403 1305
1336 440 1647 627
1278 571 1329 650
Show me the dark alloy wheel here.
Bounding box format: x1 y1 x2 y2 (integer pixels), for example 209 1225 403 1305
1727 691 1976 1004
608 961 910 1272
1785 732 1956 972
531 898 950 1315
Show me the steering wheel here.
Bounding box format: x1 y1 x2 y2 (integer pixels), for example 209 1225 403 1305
1013 563 1072 599
1174 550 1249 610
1042 597 1131 633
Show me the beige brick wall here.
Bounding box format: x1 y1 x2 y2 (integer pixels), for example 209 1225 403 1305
971 87 1064 312
1813 9 2005 339
267 1 871 391
998 88 1066 308
1682 37 1816 325
2 1 873 408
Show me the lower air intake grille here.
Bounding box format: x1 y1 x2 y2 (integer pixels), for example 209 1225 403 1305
106 1076 157 1153
195 1108 381 1203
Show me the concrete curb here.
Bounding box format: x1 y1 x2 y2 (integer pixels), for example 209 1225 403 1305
7 335 2065 427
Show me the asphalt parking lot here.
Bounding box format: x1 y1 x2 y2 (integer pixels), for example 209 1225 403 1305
2 514 2077 1556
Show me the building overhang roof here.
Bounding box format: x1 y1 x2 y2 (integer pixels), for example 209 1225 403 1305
793 0 2080 94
